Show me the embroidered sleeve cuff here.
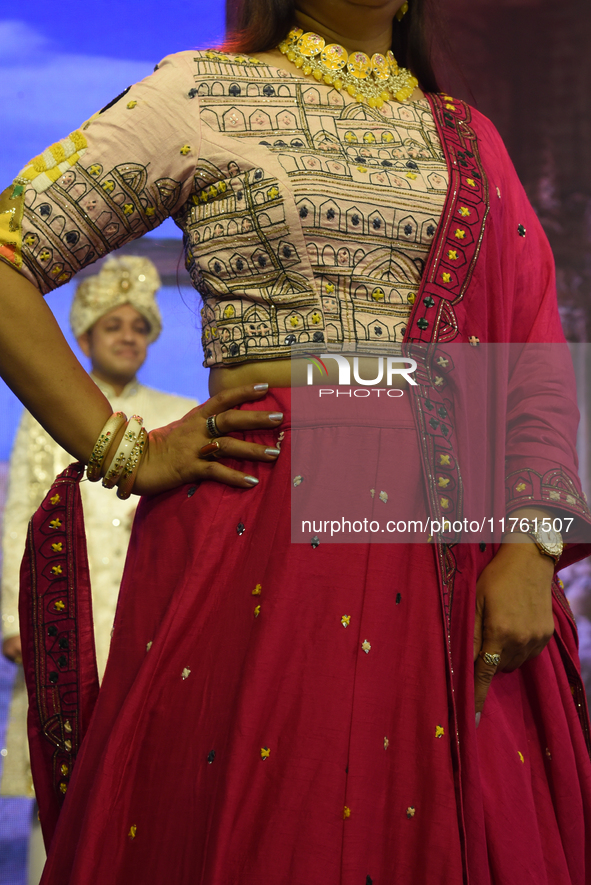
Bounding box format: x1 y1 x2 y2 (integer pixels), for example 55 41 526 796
506 466 590 517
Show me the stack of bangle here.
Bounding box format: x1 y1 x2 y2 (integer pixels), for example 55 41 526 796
86 412 127 482
87 413 148 498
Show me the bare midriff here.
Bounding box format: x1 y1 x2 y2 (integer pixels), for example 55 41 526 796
209 356 409 396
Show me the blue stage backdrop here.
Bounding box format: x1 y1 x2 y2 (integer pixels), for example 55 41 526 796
0 7 224 884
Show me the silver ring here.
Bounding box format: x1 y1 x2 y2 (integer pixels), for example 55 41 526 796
206 415 222 438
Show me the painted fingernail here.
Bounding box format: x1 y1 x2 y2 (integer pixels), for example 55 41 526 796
265 447 281 456
244 476 259 485
269 412 283 422
254 383 269 392
475 712 481 728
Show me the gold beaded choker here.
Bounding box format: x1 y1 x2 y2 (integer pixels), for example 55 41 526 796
278 28 418 107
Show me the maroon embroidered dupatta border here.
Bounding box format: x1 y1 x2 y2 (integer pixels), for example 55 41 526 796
19 463 99 845
403 92 488 551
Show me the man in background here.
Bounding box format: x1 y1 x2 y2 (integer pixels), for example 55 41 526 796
0 255 198 882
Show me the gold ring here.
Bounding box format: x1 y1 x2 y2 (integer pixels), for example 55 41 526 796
479 651 501 667
199 440 222 461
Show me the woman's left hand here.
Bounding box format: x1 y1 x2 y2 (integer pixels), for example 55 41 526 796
473 541 555 722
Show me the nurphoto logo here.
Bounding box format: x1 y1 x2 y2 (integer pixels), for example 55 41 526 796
305 354 417 396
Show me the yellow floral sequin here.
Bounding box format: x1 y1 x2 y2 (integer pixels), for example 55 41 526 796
260 747 270 760
341 615 351 628
50 494 61 505
15 130 88 195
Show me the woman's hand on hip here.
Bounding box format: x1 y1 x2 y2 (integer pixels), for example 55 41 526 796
133 383 282 495
473 540 555 721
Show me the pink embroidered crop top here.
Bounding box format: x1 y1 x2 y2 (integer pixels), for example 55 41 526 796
0 50 449 367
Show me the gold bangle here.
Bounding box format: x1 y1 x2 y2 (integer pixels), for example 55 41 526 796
102 416 144 489
117 428 148 500
87 412 127 482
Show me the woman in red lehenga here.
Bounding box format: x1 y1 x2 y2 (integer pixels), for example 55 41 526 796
1 0 591 882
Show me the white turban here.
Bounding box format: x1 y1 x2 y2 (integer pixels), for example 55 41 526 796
70 256 162 343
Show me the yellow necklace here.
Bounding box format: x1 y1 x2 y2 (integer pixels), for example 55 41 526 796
278 28 418 107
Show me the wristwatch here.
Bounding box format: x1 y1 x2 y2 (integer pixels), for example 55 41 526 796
521 521 563 563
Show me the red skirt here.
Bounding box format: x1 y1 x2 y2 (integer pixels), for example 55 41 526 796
37 390 591 885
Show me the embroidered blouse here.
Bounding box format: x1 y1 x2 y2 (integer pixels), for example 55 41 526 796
0 50 448 367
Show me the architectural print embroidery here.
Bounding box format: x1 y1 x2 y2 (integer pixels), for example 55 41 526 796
0 51 449 366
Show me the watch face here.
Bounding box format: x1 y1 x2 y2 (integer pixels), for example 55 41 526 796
537 528 563 556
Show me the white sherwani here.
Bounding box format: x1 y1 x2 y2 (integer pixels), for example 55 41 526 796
0 377 197 796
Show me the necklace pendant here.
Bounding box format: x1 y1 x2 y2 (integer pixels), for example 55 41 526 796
371 53 390 81
321 44 348 71
348 52 371 79
299 32 326 56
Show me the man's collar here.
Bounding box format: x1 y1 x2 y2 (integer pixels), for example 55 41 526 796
90 373 140 400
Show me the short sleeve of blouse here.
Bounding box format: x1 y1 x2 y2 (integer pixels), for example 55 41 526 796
0 52 201 293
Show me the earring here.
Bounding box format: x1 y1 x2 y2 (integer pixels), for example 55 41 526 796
395 1 409 21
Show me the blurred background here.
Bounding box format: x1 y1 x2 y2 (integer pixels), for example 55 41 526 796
0 0 590 881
